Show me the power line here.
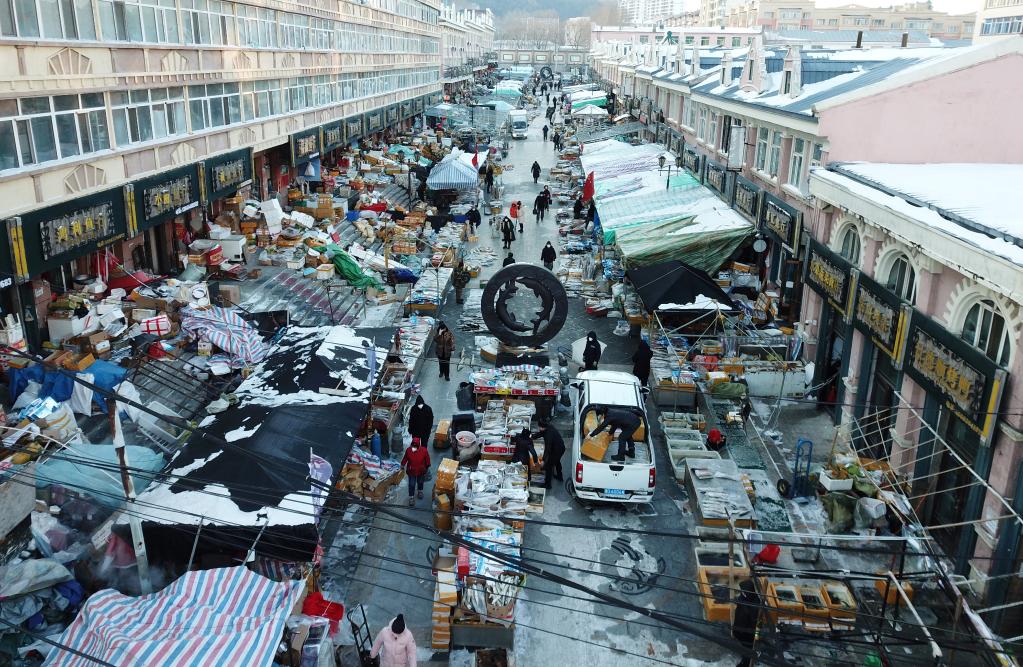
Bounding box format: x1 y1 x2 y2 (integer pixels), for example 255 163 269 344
0 616 117 667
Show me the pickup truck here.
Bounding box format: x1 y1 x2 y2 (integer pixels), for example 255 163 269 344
570 371 655 503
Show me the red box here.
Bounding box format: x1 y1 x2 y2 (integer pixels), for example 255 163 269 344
457 547 470 579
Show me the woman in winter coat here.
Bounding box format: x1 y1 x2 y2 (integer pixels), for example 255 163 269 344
632 340 654 387
541 242 557 271
407 395 434 446
371 614 417 667
435 321 455 381
583 331 602 371
512 427 539 484
531 161 542 184
501 216 515 249
401 437 431 505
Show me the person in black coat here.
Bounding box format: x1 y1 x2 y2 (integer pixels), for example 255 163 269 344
552 132 561 151
582 331 601 370
632 340 654 387
531 421 564 489
573 197 584 220
531 161 541 183
542 125 549 142
466 205 481 233
589 406 641 462
407 395 434 447
503 252 516 267
732 579 762 667
484 164 495 194
501 216 515 249
586 200 596 223
540 242 557 270
532 192 548 224
512 427 539 483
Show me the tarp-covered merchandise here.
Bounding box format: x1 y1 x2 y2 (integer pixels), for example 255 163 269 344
625 261 739 313
45 567 302 667
316 244 382 288
181 306 272 365
427 154 479 190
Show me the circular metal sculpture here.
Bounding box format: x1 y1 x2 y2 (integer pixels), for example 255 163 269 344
539 66 554 80
481 264 568 346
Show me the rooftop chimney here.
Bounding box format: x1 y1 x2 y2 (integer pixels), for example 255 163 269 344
901 32 909 47
855 30 863 48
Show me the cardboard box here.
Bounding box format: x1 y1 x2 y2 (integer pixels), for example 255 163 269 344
130 291 171 312
434 419 451 444
435 458 458 491
581 434 611 462
78 331 111 356
63 352 95 371
218 284 241 307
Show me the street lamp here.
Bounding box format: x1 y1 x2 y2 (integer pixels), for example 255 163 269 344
658 153 684 190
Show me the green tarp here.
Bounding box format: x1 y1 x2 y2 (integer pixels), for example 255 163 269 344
614 216 752 274
315 245 381 288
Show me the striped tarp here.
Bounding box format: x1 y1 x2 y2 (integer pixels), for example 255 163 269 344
181 306 271 365
45 567 302 667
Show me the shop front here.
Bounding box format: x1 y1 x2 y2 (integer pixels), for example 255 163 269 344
704 159 733 204
385 104 400 131
6 187 128 350
346 115 365 148
366 110 384 139
204 148 253 213
760 193 802 320
400 101 413 125
0 228 21 353
131 163 203 274
733 176 761 224
849 271 911 456
903 311 1007 574
804 238 855 422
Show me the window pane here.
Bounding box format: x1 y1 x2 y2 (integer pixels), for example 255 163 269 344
56 113 80 157
21 97 50 114
54 95 79 111
88 109 108 151
1 0 15 36
60 0 76 38
125 3 142 41
113 107 129 145
0 121 17 170
74 0 95 39
21 117 53 162
39 0 62 37
226 95 240 123
135 105 152 141
81 93 102 108
152 105 167 138
210 97 224 126
129 89 148 104
16 120 32 164
170 101 184 133
98 1 115 39
141 4 157 41
189 99 205 130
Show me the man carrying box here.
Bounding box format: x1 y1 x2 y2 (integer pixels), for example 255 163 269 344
589 406 640 462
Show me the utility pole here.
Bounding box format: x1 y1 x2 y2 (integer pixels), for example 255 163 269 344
108 398 153 594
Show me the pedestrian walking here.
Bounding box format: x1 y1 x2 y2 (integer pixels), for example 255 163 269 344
531 161 541 183
732 579 762 667
532 192 548 223
512 427 540 484
589 406 641 462
632 339 654 387
531 421 565 489
371 614 417 667
467 205 481 233
542 185 552 209
573 196 584 219
551 132 560 151
546 92 550 104
435 321 454 381
542 124 549 142
453 260 471 304
541 241 557 270
400 438 431 505
501 216 515 249
583 330 602 370
484 164 494 194
407 395 434 446
503 251 516 267
509 200 519 227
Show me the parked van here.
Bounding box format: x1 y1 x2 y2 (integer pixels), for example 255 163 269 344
509 110 529 139
570 371 655 503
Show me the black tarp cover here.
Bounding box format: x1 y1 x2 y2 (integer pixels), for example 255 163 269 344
117 325 389 564
625 260 739 313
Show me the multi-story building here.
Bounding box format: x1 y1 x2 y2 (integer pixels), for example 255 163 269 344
0 0 446 340
620 0 688 25
592 24 761 51
591 36 1023 632
440 4 495 92
974 0 1023 40
494 42 591 74
718 0 975 42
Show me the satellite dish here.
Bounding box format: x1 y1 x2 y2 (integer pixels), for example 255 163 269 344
753 238 767 253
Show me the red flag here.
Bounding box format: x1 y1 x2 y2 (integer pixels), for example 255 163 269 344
472 152 479 168
582 171 595 203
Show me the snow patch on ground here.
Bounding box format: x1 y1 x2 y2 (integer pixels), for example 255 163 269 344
224 424 260 442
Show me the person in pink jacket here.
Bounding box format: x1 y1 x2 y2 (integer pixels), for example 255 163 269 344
370 614 417 667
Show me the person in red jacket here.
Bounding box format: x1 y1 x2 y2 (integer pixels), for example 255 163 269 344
401 437 431 506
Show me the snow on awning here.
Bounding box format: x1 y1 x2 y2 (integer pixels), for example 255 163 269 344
46 567 301 667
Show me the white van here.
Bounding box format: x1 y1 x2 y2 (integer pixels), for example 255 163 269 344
570 371 655 503
509 110 529 139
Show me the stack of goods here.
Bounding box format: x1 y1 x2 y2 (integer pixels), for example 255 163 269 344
476 400 512 458
469 365 560 396
405 267 453 311
601 257 624 281
557 255 590 297
339 447 404 501
622 288 647 326
463 247 498 277
396 315 435 368
433 458 459 530
450 461 528 626
457 289 484 332
433 567 458 649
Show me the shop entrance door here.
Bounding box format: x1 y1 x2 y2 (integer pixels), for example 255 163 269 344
928 413 982 571
857 352 897 460
815 304 845 420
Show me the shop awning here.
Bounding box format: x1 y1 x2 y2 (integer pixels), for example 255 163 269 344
46 567 302 667
119 325 386 563
626 261 739 313
427 154 479 190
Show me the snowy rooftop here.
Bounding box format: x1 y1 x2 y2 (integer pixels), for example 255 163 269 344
814 164 1023 267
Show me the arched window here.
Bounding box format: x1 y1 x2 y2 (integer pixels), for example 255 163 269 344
838 226 860 264
885 254 916 304
961 299 1011 366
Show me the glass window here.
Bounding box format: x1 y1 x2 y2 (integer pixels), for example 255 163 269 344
99 0 176 42
755 127 768 171
885 254 916 304
787 137 806 190
839 227 860 264
961 300 1010 366
767 131 782 176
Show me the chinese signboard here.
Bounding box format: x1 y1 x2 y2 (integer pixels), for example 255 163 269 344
7 187 128 278
134 163 201 232
760 194 800 251
852 271 907 362
290 127 321 166
414 98 425 113
805 238 853 318
904 312 1006 444
204 148 252 203
705 160 730 199
386 105 399 125
322 121 345 154
367 111 383 132
346 116 364 142
400 101 412 118
682 148 701 180
734 177 760 221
